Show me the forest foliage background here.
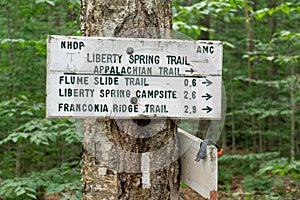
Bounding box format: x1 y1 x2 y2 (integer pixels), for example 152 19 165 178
0 0 299 199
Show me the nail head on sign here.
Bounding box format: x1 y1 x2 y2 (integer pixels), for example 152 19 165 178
126 47 134 55
130 97 138 104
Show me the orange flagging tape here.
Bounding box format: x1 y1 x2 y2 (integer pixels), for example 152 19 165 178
217 149 223 157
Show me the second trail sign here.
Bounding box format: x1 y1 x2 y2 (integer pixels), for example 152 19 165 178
46 35 223 119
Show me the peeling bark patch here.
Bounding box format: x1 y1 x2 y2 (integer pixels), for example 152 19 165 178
141 153 151 189
98 167 107 176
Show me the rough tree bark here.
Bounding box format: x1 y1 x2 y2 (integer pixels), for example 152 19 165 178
80 0 180 199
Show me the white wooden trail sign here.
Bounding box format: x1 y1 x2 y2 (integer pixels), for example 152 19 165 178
178 128 218 200
46 35 222 119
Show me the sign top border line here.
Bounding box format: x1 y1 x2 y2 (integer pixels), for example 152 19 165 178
48 35 223 46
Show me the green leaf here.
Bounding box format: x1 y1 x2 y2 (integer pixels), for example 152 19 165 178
35 0 55 6
180 182 188 189
26 193 37 199
24 187 37 194
12 135 20 143
21 111 33 116
268 8 275 15
266 56 274 61
19 132 29 139
55 184 67 193
254 8 269 20
15 186 26 196
281 3 290 14
291 171 298 180
0 186 6 196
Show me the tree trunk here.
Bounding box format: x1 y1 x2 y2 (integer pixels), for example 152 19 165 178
80 0 180 199
198 15 210 40
244 0 255 153
290 65 295 161
230 69 236 154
